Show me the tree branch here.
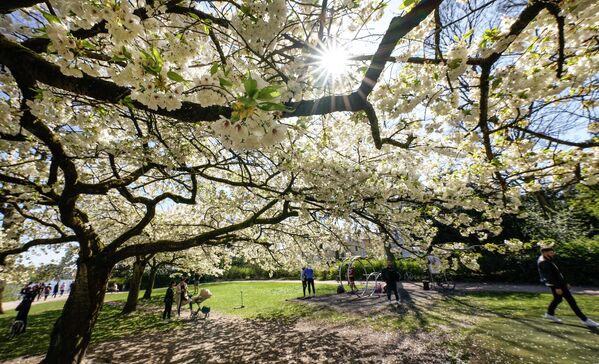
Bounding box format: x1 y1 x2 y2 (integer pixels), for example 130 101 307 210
0 235 77 265
111 199 297 261
0 0 43 14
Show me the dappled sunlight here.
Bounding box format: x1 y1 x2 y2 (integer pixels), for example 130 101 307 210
2 283 598 363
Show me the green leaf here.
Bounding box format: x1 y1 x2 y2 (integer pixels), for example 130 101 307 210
463 28 474 40
140 49 152 61
244 74 258 98
240 5 252 16
203 19 212 34
210 63 220 76
219 77 232 87
41 10 61 24
491 76 502 88
120 96 135 109
256 86 280 100
238 96 257 107
121 46 132 60
399 0 416 10
257 102 294 112
167 70 186 82
80 40 95 50
151 46 163 68
447 58 462 70
187 12 201 21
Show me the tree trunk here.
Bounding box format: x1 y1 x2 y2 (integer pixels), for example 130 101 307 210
42 259 112 364
142 265 157 300
122 258 146 313
0 280 5 314
384 243 396 264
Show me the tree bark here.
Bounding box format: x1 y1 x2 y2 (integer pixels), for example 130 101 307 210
42 259 112 364
142 265 157 300
0 280 5 314
122 258 147 313
384 244 396 264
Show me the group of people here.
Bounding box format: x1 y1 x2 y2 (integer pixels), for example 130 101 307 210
301 244 599 329
300 266 315 297
163 276 210 319
163 277 189 319
23 281 68 302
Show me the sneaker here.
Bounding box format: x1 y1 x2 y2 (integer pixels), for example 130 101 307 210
543 313 562 323
581 318 599 328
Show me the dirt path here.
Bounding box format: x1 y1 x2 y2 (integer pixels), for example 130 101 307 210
83 312 455 364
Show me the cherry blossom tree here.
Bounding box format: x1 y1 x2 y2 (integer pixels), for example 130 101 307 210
0 0 597 362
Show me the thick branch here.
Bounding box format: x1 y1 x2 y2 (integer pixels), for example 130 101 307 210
112 200 297 261
357 0 443 99
0 235 77 265
0 0 43 14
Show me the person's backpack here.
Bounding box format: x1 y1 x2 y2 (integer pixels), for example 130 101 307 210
337 284 345 294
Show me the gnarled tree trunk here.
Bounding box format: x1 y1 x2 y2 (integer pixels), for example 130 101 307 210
42 259 112 364
122 257 147 313
0 280 5 314
142 264 158 300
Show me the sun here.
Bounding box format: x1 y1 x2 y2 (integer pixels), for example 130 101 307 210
317 46 349 77
311 43 351 85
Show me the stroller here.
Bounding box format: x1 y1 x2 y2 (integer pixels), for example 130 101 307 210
184 288 212 320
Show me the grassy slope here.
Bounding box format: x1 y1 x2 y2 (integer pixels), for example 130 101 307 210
0 283 598 363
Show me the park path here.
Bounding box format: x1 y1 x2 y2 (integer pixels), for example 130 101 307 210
2 292 70 311
3 281 598 311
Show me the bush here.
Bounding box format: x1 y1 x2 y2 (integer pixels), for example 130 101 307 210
468 236 599 285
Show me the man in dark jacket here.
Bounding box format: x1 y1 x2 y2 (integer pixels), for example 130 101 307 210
538 244 598 327
15 285 39 332
163 281 175 319
381 260 400 303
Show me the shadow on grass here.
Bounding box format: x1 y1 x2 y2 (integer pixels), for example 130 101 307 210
0 297 181 361
440 292 599 363
0 308 60 360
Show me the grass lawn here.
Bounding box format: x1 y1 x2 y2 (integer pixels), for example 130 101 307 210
448 292 599 363
0 282 597 363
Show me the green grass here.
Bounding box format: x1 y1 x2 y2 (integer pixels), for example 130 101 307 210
198 281 338 319
0 289 177 360
1 283 598 363
446 292 599 363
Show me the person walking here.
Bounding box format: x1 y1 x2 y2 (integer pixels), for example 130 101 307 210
177 278 189 317
59 282 65 296
43 284 51 300
537 244 598 327
36 283 43 301
300 267 307 297
304 266 315 297
381 260 400 303
15 286 39 332
52 282 59 298
163 281 175 319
